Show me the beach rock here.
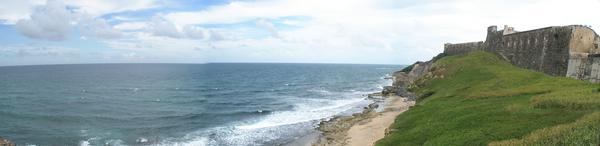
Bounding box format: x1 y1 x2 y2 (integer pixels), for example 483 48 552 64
315 103 379 146
367 92 383 99
368 103 379 109
394 87 417 100
385 128 399 136
382 86 397 96
0 137 15 146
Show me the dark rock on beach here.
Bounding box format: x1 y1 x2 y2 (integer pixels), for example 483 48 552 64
314 103 379 146
0 137 15 146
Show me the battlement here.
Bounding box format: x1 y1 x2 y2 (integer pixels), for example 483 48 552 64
443 25 600 83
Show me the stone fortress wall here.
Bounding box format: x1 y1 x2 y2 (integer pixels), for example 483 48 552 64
443 41 484 55
444 25 600 83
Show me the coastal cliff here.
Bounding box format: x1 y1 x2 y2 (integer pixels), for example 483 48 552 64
382 53 449 99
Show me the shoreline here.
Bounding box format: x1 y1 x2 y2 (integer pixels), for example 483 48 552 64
345 96 414 146
312 95 414 146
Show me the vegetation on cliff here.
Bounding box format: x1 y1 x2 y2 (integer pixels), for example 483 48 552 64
376 51 600 145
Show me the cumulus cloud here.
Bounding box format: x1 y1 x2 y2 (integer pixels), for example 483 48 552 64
15 0 125 41
0 0 45 24
148 16 182 38
15 0 73 41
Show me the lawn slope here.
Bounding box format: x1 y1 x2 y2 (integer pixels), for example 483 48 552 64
376 51 600 146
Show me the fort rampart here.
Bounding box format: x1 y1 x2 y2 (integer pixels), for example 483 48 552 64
444 25 600 83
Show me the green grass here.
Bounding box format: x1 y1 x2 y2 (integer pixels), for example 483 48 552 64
376 51 600 146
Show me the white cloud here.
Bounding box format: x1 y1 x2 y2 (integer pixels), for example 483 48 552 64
164 1 288 27
280 19 303 26
60 0 158 17
114 22 148 30
0 0 157 24
15 0 72 41
0 0 45 24
78 14 122 39
208 30 226 41
158 0 600 64
146 16 210 40
183 25 205 39
148 16 182 38
14 0 127 41
5 0 600 65
110 16 140 22
256 19 280 38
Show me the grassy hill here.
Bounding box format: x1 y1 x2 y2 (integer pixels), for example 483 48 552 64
376 51 600 145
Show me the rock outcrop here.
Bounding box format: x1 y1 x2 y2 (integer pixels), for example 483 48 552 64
315 103 379 146
0 137 15 146
382 60 434 100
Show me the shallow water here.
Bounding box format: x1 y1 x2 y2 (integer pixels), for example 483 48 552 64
0 63 401 145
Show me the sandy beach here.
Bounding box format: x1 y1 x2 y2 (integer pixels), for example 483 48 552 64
315 95 415 146
345 96 414 146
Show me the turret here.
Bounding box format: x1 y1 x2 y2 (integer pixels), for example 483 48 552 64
487 25 498 33
484 25 502 51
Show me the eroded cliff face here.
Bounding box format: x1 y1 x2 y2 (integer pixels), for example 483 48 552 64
383 61 434 99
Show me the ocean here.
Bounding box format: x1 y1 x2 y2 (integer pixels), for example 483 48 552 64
0 63 402 146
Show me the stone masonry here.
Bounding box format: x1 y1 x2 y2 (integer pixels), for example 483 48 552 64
444 25 600 83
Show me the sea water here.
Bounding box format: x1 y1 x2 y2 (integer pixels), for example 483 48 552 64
0 63 402 145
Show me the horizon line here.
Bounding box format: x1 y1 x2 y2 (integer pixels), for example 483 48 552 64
0 62 407 68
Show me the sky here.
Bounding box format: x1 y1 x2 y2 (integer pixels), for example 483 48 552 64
0 0 599 66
